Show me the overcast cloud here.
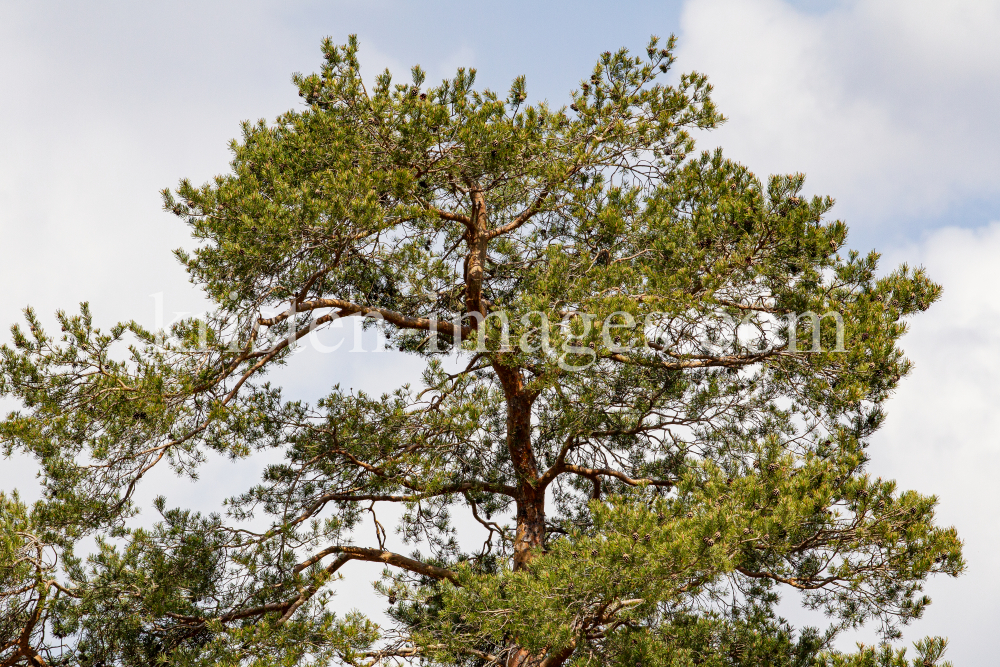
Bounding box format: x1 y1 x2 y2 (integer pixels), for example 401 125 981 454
677 3 1000 659
678 0 1000 246
1 1 998 663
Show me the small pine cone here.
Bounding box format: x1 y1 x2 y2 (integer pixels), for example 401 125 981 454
771 488 780 498
643 534 652 543
388 594 397 604
753 503 762 510
767 463 779 473
714 531 721 540
743 527 751 535
622 553 632 563
590 549 598 557
686 511 694 519
631 532 639 542
704 537 715 546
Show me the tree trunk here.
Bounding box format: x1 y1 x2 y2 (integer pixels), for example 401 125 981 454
478 200 560 665
513 484 545 572
493 363 543 571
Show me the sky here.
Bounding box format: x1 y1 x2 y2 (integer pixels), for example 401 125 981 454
1 0 999 663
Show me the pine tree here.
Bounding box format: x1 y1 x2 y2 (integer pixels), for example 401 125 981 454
1 36 963 667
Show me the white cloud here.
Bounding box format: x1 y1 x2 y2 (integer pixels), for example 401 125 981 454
677 2 1000 660
771 223 1000 661
861 222 1000 659
676 0 1000 237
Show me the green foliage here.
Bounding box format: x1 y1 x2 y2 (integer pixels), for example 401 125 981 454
0 35 961 666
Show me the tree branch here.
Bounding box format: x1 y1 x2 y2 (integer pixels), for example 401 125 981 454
561 465 674 489
257 297 471 340
293 546 461 586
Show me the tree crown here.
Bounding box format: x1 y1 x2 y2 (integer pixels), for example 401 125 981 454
0 35 962 667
